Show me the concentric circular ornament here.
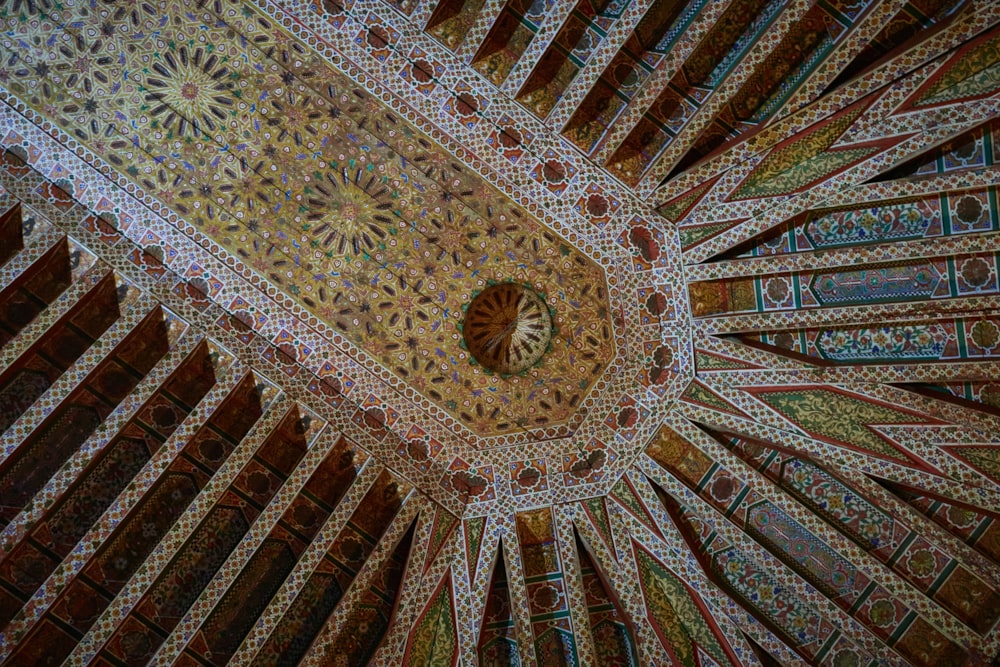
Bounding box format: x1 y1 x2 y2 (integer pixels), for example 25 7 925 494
463 283 553 374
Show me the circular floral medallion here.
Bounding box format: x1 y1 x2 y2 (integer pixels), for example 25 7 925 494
971 319 999 349
955 195 984 225
464 283 553 374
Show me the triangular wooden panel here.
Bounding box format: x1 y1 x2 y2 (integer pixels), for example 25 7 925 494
681 380 750 419
422 507 459 574
679 221 745 251
477 547 520 665
580 496 617 563
402 571 459 667
744 385 943 471
633 540 737 667
657 174 723 223
464 516 488 585
575 531 639 665
897 28 1000 112
726 101 875 201
694 348 763 372
610 476 663 540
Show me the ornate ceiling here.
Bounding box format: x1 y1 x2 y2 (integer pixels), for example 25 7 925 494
0 0 998 665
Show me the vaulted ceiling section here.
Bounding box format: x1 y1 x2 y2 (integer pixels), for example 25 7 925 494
0 0 998 665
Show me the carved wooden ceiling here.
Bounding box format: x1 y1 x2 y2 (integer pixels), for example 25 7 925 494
0 0 998 665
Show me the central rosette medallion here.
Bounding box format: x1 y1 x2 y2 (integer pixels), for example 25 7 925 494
463 283 554 374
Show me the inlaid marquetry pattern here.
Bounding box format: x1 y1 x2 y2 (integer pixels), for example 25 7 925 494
0 0 621 439
1 0 1000 665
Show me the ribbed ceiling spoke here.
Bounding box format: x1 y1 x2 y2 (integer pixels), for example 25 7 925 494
695 357 1000 386
544 0 660 130
374 506 462 665
585 0 734 163
148 416 336 666
299 498 421 666
61 390 291 667
669 420 1000 611
633 0 815 194
231 457 383 666
499 0 577 97
652 1 1000 206
777 0 959 119
679 381 1000 497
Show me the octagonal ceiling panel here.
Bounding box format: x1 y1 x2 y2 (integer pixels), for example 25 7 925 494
0 0 627 439
0 0 690 509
